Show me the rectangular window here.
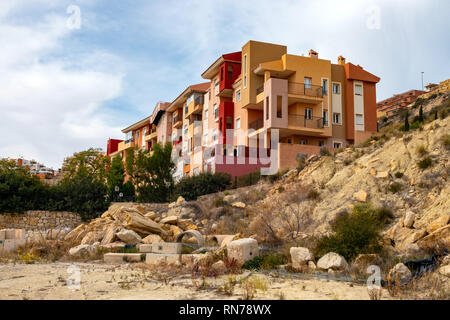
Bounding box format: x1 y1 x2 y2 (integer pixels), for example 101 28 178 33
235 117 241 129
322 79 328 95
333 142 342 149
244 76 247 89
332 83 340 94
305 108 312 120
204 109 208 120
266 97 269 120
213 129 217 142
304 77 312 89
323 110 329 126
300 139 307 145
213 104 218 119
203 133 208 145
355 84 363 95
226 116 232 130
319 141 325 147
277 96 282 118
355 114 364 125
220 68 223 81
235 89 241 102
227 66 233 80
333 113 341 124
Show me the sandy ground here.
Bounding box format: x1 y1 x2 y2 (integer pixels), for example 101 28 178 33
0 262 391 300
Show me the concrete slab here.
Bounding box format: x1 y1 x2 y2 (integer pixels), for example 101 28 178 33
0 230 5 241
151 242 182 254
145 253 180 266
5 229 16 239
227 238 259 265
104 253 143 263
138 244 153 253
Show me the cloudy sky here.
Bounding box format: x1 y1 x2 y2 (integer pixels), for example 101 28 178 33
1 0 449 169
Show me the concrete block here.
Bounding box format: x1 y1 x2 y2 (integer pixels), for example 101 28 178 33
3 239 18 253
145 253 180 266
104 253 142 263
152 242 182 254
227 238 259 265
15 229 25 240
0 230 5 241
5 229 16 239
138 244 153 253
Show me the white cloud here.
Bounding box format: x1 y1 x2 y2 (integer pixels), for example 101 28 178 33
0 3 123 169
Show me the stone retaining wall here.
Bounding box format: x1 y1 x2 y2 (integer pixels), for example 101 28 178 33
0 211 82 231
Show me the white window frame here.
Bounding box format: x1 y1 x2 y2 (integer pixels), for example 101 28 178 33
299 139 307 145
333 141 343 149
235 89 241 102
355 84 363 96
323 110 329 127
355 114 364 125
235 117 241 129
333 112 341 124
304 77 312 89
204 109 208 120
332 83 340 94
305 108 313 120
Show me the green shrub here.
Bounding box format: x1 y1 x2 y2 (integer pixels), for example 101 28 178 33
441 134 450 150
417 157 433 170
388 182 403 194
313 204 385 261
214 197 227 207
235 171 261 188
174 172 231 201
241 253 287 270
394 172 404 179
374 207 395 226
307 189 320 200
320 147 331 156
416 145 428 157
410 121 421 130
265 168 289 183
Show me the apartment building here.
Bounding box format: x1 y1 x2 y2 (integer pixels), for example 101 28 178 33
376 89 425 118
230 40 380 170
112 40 381 177
112 102 171 161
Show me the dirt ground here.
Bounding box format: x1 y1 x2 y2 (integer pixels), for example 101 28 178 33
0 262 390 300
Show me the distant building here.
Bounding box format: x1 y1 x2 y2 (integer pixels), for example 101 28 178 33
5 157 57 183
376 89 425 118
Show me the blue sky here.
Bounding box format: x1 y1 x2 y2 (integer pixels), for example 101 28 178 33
0 0 449 168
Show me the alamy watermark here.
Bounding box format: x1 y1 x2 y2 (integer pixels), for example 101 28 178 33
67 264 81 291
66 5 81 30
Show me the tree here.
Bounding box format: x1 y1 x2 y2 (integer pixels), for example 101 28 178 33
418 104 424 123
135 142 175 203
404 111 410 131
63 148 110 182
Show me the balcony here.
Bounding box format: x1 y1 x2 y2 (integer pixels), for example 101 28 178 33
185 96 204 118
249 118 264 131
117 139 135 152
288 82 323 104
173 114 182 128
145 129 158 141
287 114 324 129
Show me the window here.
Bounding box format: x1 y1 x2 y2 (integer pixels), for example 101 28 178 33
319 141 325 147
333 142 343 149
333 113 341 124
220 67 223 81
300 139 307 145
355 114 364 125
143 128 147 136
203 133 208 145
204 109 208 120
265 97 269 120
235 117 241 129
322 79 328 95
226 116 232 130
304 77 312 89
355 84 363 96
243 54 247 88
277 96 282 118
235 89 241 102
287 139 292 144
323 110 329 126
227 66 233 80
244 76 247 89
193 167 199 176
213 104 218 119
332 83 340 94
305 108 312 120
184 125 188 136
136 131 140 139
214 79 219 87
212 129 217 142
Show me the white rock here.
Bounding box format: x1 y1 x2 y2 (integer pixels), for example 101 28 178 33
160 216 178 225
308 261 317 270
141 234 163 245
69 244 97 257
212 261 226 273
317 252 348 271
227 238 259 265
290 247 313 269
116 229 142 245
353 190 368 202
403 211 415 228
232 202 246 209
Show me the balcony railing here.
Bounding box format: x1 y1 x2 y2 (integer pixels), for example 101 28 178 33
256 86 264 95
288 114 324 129
249 118 264 131
288 82 323 98
173 115 180 124
195 95 204 106
125 138 134 144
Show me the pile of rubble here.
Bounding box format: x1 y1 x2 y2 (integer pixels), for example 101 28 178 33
67 198 204 256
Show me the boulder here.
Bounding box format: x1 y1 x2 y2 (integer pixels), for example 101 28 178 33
426 215 450 234
177 218 194 230
388 263 412 282
317 252 348 271
69 244 97 257
353 190 367 202
64 224 88 243
376 171 389 179
290 247 313 269
141 234 163 245
101 225 119 245
169 225 183 238
176 196 186 206
212 261 226 273
417 225 450 250
145 211 157 220
353 254 380 273
232 202 246 209
107 205 166 236
227 238 259 265
160 216 178 225
308 261 317 270
223 194 238 203
116 229 142 245
403 211 415 228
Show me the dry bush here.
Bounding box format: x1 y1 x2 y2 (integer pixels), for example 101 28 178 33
248 185 314 244
387 271 449 300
